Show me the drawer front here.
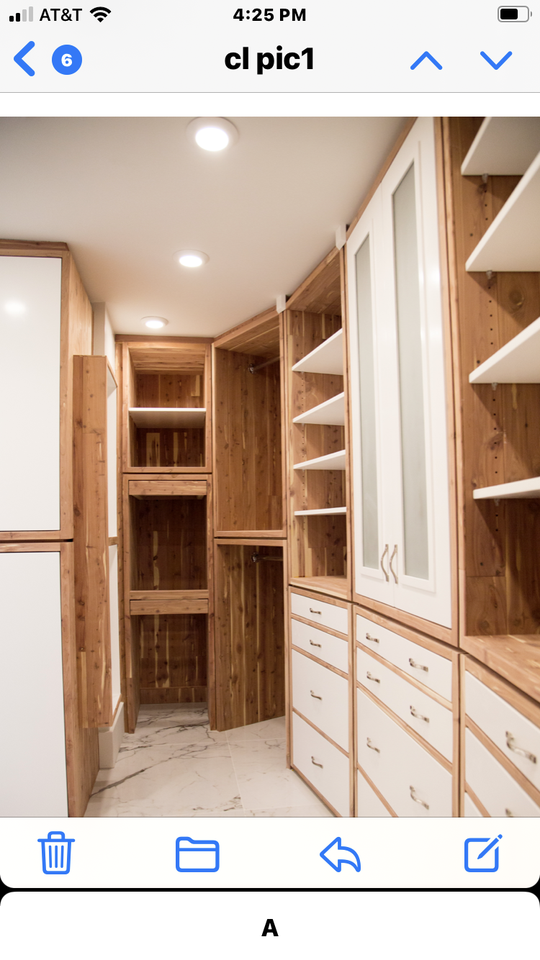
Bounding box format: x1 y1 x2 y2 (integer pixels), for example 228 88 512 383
356 648 453 761
463 792 483 817
356 613 452 701
465 729 540 818
357 771 392 817
292 650 349 750
292 618 349 673
292 712 349 817
357 689 452 817
465 672 540 791
291 592 348 635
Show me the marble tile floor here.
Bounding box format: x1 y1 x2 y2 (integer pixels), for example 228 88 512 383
86 704 334 817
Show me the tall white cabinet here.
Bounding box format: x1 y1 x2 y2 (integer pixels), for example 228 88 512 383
347 117 452 629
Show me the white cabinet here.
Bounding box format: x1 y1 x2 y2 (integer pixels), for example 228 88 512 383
347 117 451 627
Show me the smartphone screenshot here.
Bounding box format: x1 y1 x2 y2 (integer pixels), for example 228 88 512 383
0 3 539 955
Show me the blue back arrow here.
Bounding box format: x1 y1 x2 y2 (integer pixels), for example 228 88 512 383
410 51 443 70
14 41 36 77
320 837 361 873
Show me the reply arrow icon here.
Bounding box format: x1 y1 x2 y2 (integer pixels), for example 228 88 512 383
320 837 361 873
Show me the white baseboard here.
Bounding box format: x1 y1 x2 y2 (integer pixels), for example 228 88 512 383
98 701 125 769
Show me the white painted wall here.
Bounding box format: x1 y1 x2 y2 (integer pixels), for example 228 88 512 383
0 551 68 815
92 301 116 374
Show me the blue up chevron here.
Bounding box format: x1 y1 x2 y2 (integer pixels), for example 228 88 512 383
410 51 443 70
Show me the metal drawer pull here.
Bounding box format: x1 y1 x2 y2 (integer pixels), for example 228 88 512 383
409 785 429 809
309 639 322 648
311 756 323 768
309 607 322 615
366 671 381 684
310 690 322 700
505 731 537 765
366 737 380 753
389 543 398 583
365 632 380 644
409 657 429 673
380 543 390 582
410 705 430 723
505 808 514 817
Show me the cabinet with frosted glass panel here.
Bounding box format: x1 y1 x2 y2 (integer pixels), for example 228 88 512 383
346 117 453 635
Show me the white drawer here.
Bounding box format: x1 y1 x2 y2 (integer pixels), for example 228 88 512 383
357 689 452 817
357 771 392 817
356 648 453 761
291 618 349 673
463 792 483 817
465 672 540 791
292 712 349 817
292 649 349 751
291 592 348 635
465 729 540 818
356 613 452 701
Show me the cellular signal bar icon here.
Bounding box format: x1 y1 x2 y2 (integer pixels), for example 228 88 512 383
9 5 33 20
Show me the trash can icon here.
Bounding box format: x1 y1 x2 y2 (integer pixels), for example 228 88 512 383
38 831 75 875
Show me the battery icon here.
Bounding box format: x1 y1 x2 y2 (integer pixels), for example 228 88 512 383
498 6 530 19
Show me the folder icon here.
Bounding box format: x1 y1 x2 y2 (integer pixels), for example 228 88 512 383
175 837 220 873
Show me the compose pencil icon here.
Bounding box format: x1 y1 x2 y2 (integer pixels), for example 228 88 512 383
477 834 503 860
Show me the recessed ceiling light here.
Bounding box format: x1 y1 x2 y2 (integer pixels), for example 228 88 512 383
4 300 26 315
175 250 209 268
143 316 169 330
187 117 239 152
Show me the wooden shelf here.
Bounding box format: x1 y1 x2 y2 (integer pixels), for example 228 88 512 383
466 149 540 272
293 450 346 471
469 316 540 384
129 407 206 428
292 392 345 426
130 589 209 615
291 328 343 375
462 634 540 705
294 506 346 516
289 575 349 601
461 117 540 176
473 477 540 500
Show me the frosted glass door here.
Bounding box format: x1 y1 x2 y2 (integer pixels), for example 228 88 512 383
0 256 62 532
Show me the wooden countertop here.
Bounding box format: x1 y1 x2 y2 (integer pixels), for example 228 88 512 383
462 634 540 704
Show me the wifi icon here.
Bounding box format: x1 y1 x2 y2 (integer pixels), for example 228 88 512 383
90 5 111 20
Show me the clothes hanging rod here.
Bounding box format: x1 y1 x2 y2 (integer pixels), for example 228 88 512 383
251 553 283 563
248 356 280 374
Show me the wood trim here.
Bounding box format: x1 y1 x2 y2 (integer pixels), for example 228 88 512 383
123 465 210 474
356 763 398 817
130 597 209 615
128 479 207 497
290 763 341 817
452 654 461 818
292 612 348 642
357 681 454 774
290 584 350 610
292 707 349 758
463 653 540 726
115 334 213 345
459 654 467 817
108 537 119 546
0 239 69 254
291 644 348 679
353 602 456 659
212 305 279 349
290 576 350 601
73 355 112 728
356 641 453 710
348 599 355 817
465 715 540 807
286 246 340 311
462 634 540 707
115 339 127 736
106 359 118 388
346 118 416 238
214 529 286 540
464 782 490 818
353 594 454 645
215 537 287 548
0 542 68 553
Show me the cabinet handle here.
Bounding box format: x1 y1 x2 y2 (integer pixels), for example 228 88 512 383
365 632 380 644
409 785 429 810
309 639 322 648
410 705 430 723
311 756 323 768
409 657 429 673
366 671 381 684
389 543 398 583
310 690 322 700
366 737 380 753
309 607 322 615
505 731 537 765
380 544 390 582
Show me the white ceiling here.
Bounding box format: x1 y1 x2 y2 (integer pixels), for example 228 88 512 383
0 117 406 337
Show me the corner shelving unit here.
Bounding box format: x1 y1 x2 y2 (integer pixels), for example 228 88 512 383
461 117 540 177
285 247 350 600
469 315 540 385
